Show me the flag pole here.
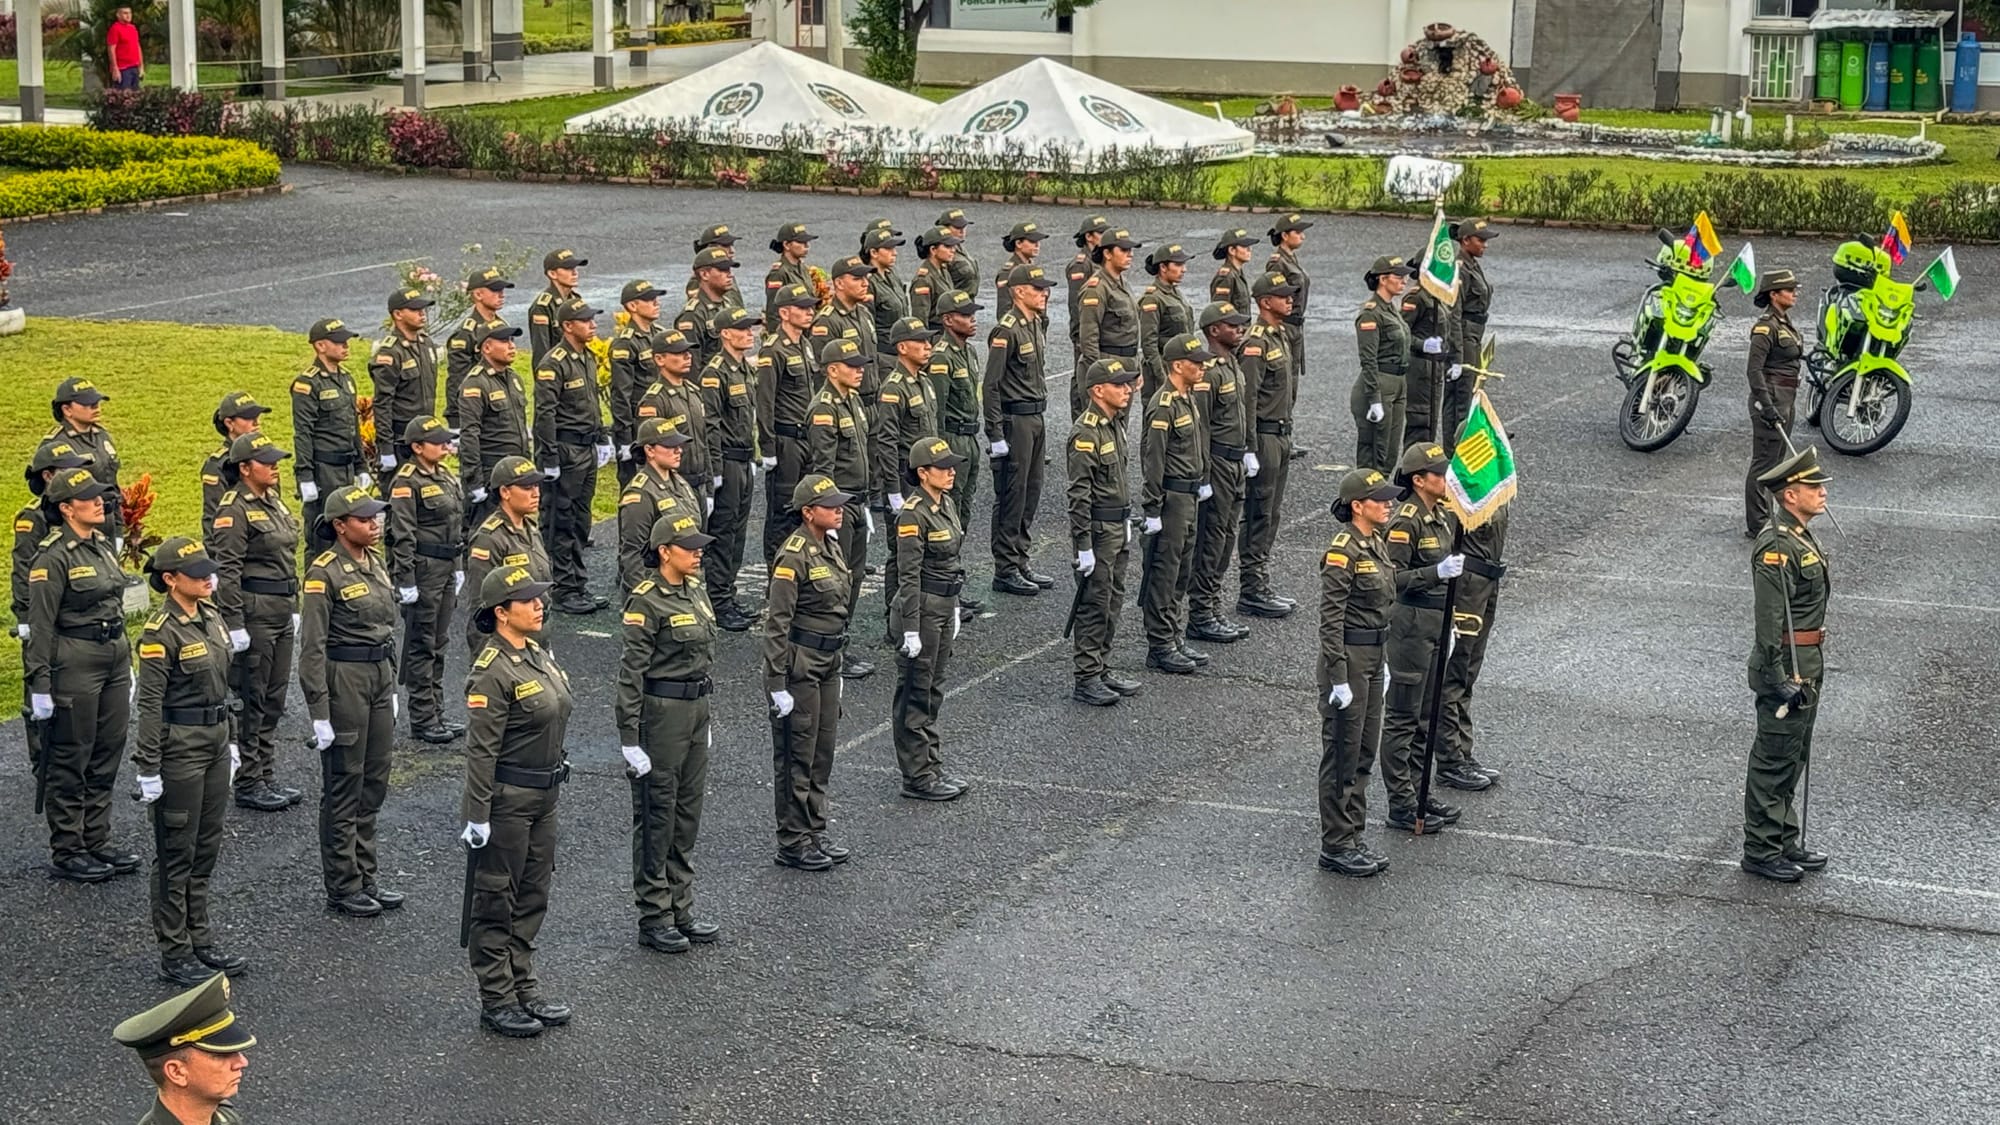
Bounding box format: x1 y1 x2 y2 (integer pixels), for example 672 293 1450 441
1412 522 1463 836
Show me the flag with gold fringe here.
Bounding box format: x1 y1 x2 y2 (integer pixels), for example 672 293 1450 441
1418 205 1459 305
1444 389 1517 532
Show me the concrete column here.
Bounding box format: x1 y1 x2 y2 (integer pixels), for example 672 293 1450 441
593 0 615 86
493 0 524 62
824 0 844 72
166 0 197 90
464 0 485 81
17 0 44 122
1386 0 1410 69
1069 0 1096 72
627 0 650 68
1509 0 1536 96
401 0 426 107
259 0 285 99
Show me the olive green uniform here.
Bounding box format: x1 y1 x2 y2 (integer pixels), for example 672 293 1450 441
891 491 965 785
1065 251 1094 353
1138 280 1194 400
199 443 231 531
1379 497 1459 813
1318 523 1395 851
1437 506 1507 772
457 361 532 528
388 461 465 732
618 573 716 928
1351 297 1411 475
1265 245 1311 386
1744 513 1830 862
291 360 366 550
1744 310 1804 536
1067 408 1132 682
946 246 980 302
25 525 131 863
764 258 811 325
927 332 983 526
1139 386 1207 653
443 311 506 426
1399 286 1459 447
1237 324 1295 599
531 343 604 605
607 324 656 489
806 386 873 614
757 328 817 563
463 636 574 1011
677 290 743 372
37 425 121 542
1190 343 1248 625
465 513 550 655
985 310 1049 581
1449 254 1492 453
1076 267 1141 415
210 484 300 797
617 465 700 594
526 284 571 367
994 252 1037 314
12 502 51 777
134 602 232 959
699 350 759 611
637 376 712 520
139 1097 241 1124
871 264 911 345
811 298 882 408
300 546 399 901
368 331 442 468
875 366 940 632
1211 262 1250 312
764 530 853 848
908 261 951 330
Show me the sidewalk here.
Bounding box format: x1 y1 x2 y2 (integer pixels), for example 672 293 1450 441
294 40 752 113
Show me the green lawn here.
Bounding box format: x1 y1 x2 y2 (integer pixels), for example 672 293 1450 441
0 60 251 107
525 0 745 35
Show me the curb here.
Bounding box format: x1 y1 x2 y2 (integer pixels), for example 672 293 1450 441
4 182 292 225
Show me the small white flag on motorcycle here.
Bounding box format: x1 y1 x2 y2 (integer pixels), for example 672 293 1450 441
1727 243 1757 293
1922 247 1960 301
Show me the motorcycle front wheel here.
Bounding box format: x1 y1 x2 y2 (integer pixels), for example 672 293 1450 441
1618 368 1701 452
1820 369 1911 456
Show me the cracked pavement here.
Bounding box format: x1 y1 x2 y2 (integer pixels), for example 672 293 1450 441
4 168 1999 1123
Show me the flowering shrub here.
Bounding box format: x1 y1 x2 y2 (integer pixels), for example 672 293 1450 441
0 223 14 308
386 110 462 169
87 88 228 137
119 474 164 573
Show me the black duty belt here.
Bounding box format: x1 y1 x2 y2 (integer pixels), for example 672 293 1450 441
1001 399 1045 416
1343 627 1385 646
1101 343 1138 357
774 421 806 440
720 446 754 462
241 576 297 596
164 704 229 726
1255 420 1293 436
1462 312 1489 326
315 451 359 467
945 420 981 436
494 761 570 789
788 626 848 653
1089 505 1130 523
920 576 965 597
415 542 462 561
1463 557 1507 580
1163 477 1204 494
1397 591 1447 610
1210 442 1246 462
327 643 394 663
1768 373 1800 388
57 621 124 643
643 676 713 700
556 428 601 446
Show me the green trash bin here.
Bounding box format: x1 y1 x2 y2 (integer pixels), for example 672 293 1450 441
1815 35 1842 101
1839 40 1866 110
1889 39 1915 111
1915 36 1944 111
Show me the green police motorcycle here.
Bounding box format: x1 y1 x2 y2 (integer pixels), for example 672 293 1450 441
1611 230 1741 452
1805 237 1916 456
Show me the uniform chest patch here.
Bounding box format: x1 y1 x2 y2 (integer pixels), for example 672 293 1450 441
339 582 370 600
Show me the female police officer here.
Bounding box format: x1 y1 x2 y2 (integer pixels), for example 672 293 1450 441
1316 469 1402 878
618 513 719 955
134 537 246 986
463 564 574 1037
1744 269 1804 538
893 437 969 802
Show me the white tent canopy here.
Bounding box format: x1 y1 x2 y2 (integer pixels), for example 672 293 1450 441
564 41 934 149
920 58 1255 169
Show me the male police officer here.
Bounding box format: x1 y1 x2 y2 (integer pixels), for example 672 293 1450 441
758 283 821 564
444 268 512 426
765 475 856 871
368 287 441 487
527 248 584 365
986 265 1058 597
457 324 532 529
1068 359 1142 706
534 299 610 616
610 280 665 488
292 319 368 551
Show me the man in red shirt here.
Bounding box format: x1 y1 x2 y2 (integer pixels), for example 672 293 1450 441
107 7 144 90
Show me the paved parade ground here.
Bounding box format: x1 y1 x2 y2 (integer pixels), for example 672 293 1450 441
5 170 1999 1123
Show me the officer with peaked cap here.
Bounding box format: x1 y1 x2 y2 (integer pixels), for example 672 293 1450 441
1745 267 1804 537
113 971 254 1124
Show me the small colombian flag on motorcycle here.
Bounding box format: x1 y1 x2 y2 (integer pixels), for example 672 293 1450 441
1683 212 1721 271
1881 211 1913 266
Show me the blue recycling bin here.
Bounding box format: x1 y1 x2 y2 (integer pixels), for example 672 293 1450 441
1865 38 1890 109
1952 32 1982 113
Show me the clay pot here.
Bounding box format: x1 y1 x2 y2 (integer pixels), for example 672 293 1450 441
1335 85 1362 112
1425 22 1454 42
1377 78 1399 99
1495 86 1524 109
1479 57 1500 76
1401 46 1419 66
1401 67 1424 83
1554 92 1582 122
1274 95 1298 116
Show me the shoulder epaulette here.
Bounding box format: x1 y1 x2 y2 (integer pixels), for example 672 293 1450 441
311 549 336 568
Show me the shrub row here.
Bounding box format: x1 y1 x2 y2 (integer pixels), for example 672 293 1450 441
0 127 281 219
524 20 745 55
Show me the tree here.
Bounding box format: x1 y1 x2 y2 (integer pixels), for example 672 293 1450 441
848 0 1101 89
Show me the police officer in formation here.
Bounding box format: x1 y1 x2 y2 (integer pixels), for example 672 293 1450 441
908 226 962 328
1067 215 1110 354
1236 271 1300 622
700 305 765 632
1210 228 1256 311
464 457 550 655
1138 333 1215 676
927 289 986 541
757 283 821 565
292 318 367 551
209 432 302 812
135 538 244 986
994 220 1042 308
1187 302 1253 645
1400 258 1458 447
684 223 738 301
765 475 857 871
202 392 272 528
113 972 255 1125
618 513 720 953
807 339 876 680
637 328 711 524
368 287 441 489
456 323 531 529
608 279 665 489
865 224 911 353
617 420 700 594
461 564 574 1038
1744 269 1804 538
1139 243 1195 401
1076 229 1144 417
1068 359 1142 707
812 255 882 410
40 377 124 544
526 248 583 365
679 244 743 370
533 298 610 616
892 438 970 802
443 267 512 427
1265 213 1314 459
986 264 1057 599
388 416 467 745
1448 219 1499 451
15 443 89 804
763 221 816 323
935 207 981 298
1353 256 1416 475
1378 443 1465 833
1316 469 1403 877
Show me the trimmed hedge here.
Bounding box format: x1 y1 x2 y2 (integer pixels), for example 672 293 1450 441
524 20 745 54
0 127 282 218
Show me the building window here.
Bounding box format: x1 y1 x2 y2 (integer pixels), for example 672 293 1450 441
1750 32 1808 99
1755 0 1819 18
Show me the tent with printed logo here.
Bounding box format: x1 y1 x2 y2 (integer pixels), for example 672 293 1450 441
564 40 934 150
917 58 1255 171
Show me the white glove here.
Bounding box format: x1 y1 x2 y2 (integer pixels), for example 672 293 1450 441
391 693 400 718
299 480 320 503
770 690 795 718
1197 483 1213 501
704 495 715 517
14 623 27 640
355 472 372 490
707 726 713 749
379 452 397 470
545 464 561 480
888 492 905 511
1143 515 1163 536
866 509 877 536
617 444 632 462
290 613 301 633
1244 452 1260 477
621 744 652 777
398 586 419 605
711 475 723 490
989 439 1009 459
229 743 240 780
137 774 164 804
1075 548 1096 576
1422 336 1444 355
596 443 614 468
30 693 52 720
1329 683 1354 709
1367 402 1385 424
952 609 961 639
901 631 922 658
1447 363 1463 381
470 486 488 503
311 719 335 751
461 821 490 848
1436 553 1465 579
759 456 776 471
115 536 124 556
228 628 250 654
454 571 465 594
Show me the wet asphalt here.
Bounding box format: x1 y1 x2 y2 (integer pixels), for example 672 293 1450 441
4 167 1999 1124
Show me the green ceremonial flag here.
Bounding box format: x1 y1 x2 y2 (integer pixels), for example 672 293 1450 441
1922 246 1960 301
1444 388 1518 532
1419 208 1459 305
1728 242 1757 293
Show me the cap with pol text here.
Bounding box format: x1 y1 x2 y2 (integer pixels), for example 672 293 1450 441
1007 264 1057 290
557 298 601 323
1164 332 1215 365
910 436 966 470
227 432 290 465
1338 468 1403 504
634 418 692 449
693 245 740 272
388 288 435 312
479 564 552 611
918 227 964 252
1396 441 1450 478
1213 228 1257 257
146 536 220 591
324 484 389 521
891 316 938 345
693 223 737 249
650 511 715 553
1252 272 1301 299
621 279 663 305
490 456 544 491
771 222 817 250
46 466 112 504
467 267 515 292
1145 243 1191 273
309 318 361 344
772 283 818 310
542 248 586 271
404 415 458 446
1002 220 1043 247
936 208 973 228
827 255 872 279
1083 358 1140 388
938 289 984 317
476 323 524 346
1453 217 1500 242
1367 255 1418 281
794 473 854 509
863 228 906 253
716 305 764 332
1270 212 1315 235
819 338 866 369
214 390 272 422
54 377 108 406
1199 301 1251 329
649 327 695 354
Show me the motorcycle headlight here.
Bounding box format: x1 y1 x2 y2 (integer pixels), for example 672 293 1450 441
1875 304 1901 328
1671 302 1700 327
